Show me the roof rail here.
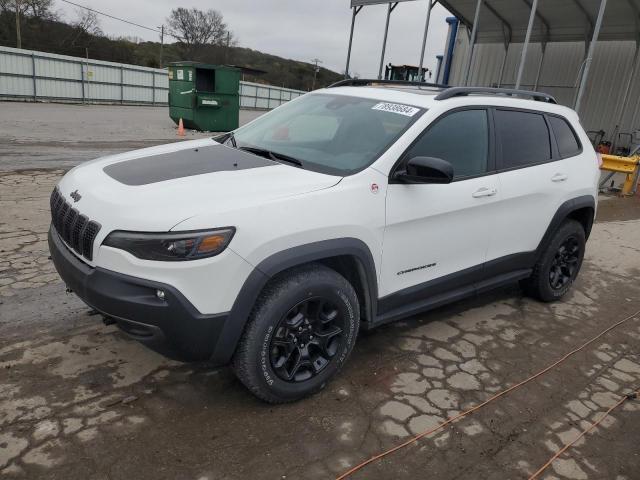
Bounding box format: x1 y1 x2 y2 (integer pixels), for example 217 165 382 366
328 78 448 89
434 87 557 104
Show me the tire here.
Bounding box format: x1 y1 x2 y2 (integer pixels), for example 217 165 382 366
522 219 586 302
231 264 360 403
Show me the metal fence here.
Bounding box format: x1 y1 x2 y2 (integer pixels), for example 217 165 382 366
0 45 306 109
240 81 304 109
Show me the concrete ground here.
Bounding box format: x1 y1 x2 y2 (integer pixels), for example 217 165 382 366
1 103 640 480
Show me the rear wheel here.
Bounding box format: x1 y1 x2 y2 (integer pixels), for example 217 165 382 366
232 264 359 403
522 219 586 302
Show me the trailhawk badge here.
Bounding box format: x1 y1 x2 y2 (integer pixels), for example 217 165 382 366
70 190 82 202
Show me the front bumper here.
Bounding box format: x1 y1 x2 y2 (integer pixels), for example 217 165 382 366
48 227 228 361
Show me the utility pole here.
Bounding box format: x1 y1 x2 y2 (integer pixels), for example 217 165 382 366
15 0 22 49
225 31 230 64
159 25 164 68
311 58 322 90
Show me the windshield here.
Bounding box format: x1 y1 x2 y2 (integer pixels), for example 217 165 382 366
230 93 424 175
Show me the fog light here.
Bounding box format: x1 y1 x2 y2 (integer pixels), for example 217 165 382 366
156 289 165 300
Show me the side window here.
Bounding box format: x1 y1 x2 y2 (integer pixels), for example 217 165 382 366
549 116 581 158
494 109 551 168
405 109 488 179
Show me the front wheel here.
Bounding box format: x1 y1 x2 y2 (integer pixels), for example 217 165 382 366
522 219 586 302
232 264 360 403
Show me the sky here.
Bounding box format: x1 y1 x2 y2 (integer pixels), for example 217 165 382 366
55 0 454 79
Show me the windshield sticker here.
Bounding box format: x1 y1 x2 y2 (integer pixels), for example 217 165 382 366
372 102 420 117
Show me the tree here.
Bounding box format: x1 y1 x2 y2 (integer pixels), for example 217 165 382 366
23 0 54 18
167 7 233 48
0 0 54 17
73 8 101 36
0 0 55 48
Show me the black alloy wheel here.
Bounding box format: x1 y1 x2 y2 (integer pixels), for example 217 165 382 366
270 297 346 382
232 264 360 403
549 235 580 291
521 219 586 302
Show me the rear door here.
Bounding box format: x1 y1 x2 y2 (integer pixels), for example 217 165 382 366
381 108 500 302
487 108 579 268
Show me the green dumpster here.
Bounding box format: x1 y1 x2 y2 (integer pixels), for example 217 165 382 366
168 62 240 132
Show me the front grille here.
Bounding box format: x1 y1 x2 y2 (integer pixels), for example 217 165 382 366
50 188 101 261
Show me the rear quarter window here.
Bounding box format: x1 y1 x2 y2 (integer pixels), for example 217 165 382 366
494 109 551 169
548 115 582 158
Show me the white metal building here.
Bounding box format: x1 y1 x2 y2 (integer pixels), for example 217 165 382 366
445 37 640 146
437 0 640 152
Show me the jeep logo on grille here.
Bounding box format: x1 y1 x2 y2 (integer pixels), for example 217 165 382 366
70 190 82 203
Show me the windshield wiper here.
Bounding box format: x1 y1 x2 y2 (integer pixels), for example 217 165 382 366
213 131 237 148
239 146 304 168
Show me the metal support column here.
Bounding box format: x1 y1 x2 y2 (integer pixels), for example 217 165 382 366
378 2 398 80
496 22 511 88
613 40 640 137
575 0 608 112
80 61 85 104
31 52 36 100
515 0 538 89
418 0 434 81
120 66 124 104
463 0 482 86
497 43 509 87
345 6 362 78
533 42 547 90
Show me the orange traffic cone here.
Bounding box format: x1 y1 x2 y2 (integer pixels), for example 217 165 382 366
177 118 186 137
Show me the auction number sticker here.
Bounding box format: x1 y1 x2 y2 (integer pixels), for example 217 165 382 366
372 102 420 117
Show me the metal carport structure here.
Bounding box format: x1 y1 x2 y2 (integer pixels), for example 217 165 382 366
438 0 640 113
344 0 640 150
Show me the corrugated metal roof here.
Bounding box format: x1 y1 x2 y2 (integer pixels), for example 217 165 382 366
439 0 640 43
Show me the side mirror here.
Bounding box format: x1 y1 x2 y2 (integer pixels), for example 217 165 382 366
394 156 454 184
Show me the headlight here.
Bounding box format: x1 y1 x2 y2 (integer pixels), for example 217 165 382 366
102 228 235 261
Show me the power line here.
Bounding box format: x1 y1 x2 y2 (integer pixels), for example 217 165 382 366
58 0 182 41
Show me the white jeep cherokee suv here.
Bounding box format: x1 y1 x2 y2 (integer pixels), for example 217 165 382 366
49 81 599 403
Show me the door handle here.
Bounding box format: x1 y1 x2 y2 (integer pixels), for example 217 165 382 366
551 173 568 182
472 187 497 198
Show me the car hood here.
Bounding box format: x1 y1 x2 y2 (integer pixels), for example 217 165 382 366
57 138 342 233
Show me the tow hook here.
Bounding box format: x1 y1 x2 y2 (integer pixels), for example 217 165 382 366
102 316 116 326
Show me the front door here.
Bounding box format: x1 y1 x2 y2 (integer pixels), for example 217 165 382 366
381 108 500 310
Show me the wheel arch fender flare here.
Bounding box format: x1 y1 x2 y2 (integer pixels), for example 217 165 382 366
535 195 595 261
209 238 379 365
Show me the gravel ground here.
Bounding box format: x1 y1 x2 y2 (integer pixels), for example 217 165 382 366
1 103 640 480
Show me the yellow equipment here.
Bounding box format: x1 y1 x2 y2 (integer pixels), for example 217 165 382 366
599 153 640 195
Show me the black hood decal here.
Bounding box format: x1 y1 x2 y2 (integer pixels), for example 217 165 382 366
103 144 275 186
